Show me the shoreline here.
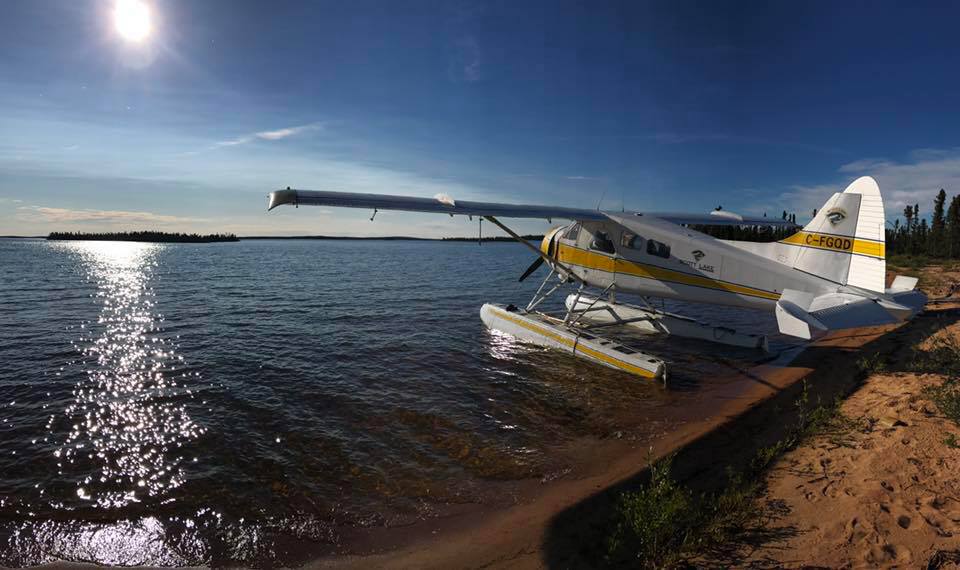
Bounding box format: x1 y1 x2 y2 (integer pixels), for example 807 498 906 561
304 303 955 569
304 330 893 568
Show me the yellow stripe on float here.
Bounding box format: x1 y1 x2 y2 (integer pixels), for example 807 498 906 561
491 308 658 378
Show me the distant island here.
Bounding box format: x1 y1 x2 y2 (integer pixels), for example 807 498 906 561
47 231 239 243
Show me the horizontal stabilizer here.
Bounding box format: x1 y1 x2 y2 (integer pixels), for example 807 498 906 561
885 287 927 317
890 275 919 292
775 287 919 340
775 290 827 340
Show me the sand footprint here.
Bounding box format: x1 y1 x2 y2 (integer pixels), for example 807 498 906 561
863 543 914 565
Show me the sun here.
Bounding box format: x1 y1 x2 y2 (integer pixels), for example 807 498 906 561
114 0 151 42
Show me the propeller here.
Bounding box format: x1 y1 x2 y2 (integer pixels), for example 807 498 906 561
518 256 545 282
518 229 559 282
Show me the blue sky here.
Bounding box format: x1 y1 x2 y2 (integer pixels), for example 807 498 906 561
2 1 960 237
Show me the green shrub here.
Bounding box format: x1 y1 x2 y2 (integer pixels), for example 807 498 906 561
925 378 960 425
912 336 960 376
856 352 888 377
606 455 697 567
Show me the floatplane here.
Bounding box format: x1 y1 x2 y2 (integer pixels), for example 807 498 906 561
268 176 925 381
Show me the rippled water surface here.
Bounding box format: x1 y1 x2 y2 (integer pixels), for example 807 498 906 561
0 238 793 566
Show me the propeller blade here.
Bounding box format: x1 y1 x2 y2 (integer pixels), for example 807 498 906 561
518 256 545 282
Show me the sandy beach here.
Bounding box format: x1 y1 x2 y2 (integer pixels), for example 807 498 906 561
745 267 960 568
748 369 960 567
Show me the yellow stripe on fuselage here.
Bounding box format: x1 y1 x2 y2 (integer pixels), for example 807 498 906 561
553 244 781 301
490 307 658 378
779 231 885 259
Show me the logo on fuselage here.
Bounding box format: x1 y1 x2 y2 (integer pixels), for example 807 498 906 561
679 249 714 272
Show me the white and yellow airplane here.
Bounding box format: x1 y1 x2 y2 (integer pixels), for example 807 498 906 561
268 176 925 380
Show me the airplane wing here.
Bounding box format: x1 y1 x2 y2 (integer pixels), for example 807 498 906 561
267 188 797 227
267 189 607 221
645 211 798 227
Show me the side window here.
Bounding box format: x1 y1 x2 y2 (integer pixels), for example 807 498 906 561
646 239 670 258
621 231 643 249
590 231 616 254
561 223 581 241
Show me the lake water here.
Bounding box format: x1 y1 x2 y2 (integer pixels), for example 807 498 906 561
0 238 795 566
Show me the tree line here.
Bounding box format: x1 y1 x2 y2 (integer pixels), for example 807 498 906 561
689 209 800 242
47 231 239 243
886 189 960 258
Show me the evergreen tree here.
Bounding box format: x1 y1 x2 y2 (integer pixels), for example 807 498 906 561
930 189 947 257
917 218 929 255
903 205 914 254
948 195 960 258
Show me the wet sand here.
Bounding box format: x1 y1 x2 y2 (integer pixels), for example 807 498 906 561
308 267 960 569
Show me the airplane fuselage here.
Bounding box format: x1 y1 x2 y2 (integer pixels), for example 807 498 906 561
542 217 846 312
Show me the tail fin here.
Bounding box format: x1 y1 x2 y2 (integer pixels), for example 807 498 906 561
779 176 885 292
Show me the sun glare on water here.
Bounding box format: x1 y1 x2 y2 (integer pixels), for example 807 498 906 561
114 0 152 42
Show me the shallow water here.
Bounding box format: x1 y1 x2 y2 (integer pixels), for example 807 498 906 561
0 238 795 566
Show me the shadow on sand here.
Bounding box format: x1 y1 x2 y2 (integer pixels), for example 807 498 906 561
542 306 960 568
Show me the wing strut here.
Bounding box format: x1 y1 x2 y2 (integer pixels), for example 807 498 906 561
482 216 585 285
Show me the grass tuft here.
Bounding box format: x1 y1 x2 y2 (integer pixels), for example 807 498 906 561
856 352 888 377
924 378 960 426
911 335 960 376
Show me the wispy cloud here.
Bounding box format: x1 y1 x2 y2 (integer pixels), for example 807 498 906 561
649 132 733 144
17 206 206 225
840 151 960 215
837 158 890 173
449 35 483 82
776 147 960 221
215 122 324 148
565 175 604 181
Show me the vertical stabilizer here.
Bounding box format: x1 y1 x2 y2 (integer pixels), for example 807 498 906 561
779 176 886 292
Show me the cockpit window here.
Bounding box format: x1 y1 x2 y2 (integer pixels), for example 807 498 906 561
621 231 643 249
561 223 581 241
646 239 670 258
590 231 616 254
